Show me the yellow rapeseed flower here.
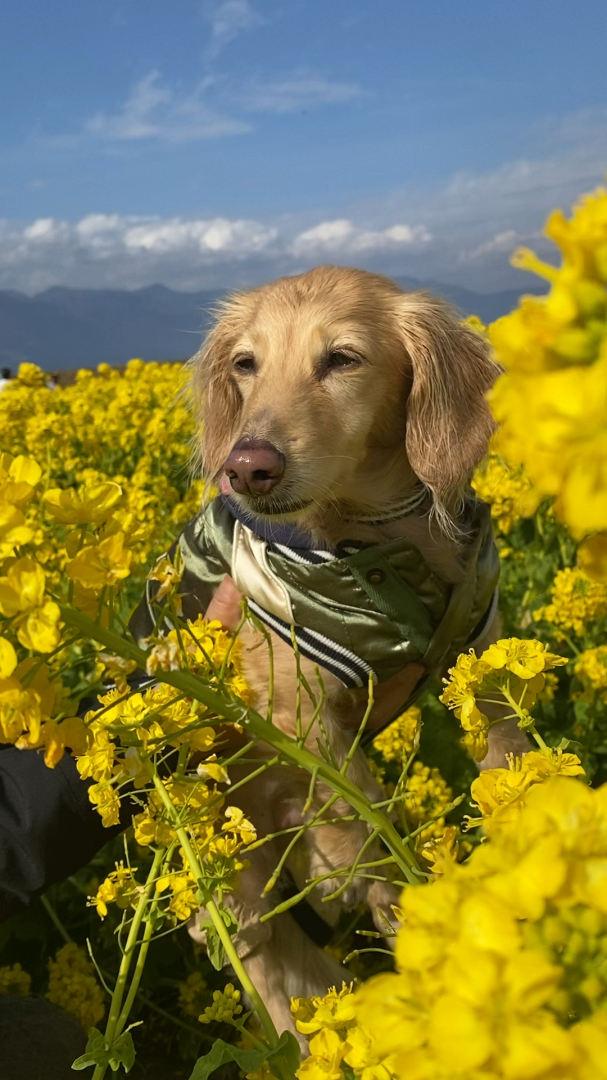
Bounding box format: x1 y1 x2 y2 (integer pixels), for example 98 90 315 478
46 943 105 1032
404 763 453 845
574 645 607 705
292 985 396 1080
0 962 31 996
472 454 539 534
373 706 421 763
355 776 607 1080
0 556 61 652
488 185 607 549
66 531 133 590
0 636 17 679
178 971 208 1018
89 861 141 919
535 567 607 636
43 481 123 525
440 638 567 761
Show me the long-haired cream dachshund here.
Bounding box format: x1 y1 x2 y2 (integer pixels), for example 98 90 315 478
133 265 528 1043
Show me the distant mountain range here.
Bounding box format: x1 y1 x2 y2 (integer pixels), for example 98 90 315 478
0 279 546 371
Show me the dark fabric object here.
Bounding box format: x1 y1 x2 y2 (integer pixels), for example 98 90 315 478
0 995 86 1080
0 744 125 924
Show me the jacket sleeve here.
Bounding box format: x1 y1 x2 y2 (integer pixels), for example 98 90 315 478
128 515 229 645
0 745 126 923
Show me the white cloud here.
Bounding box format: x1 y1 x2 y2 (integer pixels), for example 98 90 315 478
123 217 277 255
23 218 72 244
81 66 361 144
463 230 518 263
3 108 607 294
0 212 434 292
291 219 431 256
203 0 263 56
240 75 363 114
86 71 250 143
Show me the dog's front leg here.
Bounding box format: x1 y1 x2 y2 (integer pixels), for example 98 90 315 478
188 766 352 1049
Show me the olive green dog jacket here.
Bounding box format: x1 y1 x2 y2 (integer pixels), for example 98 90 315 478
131 494 499 707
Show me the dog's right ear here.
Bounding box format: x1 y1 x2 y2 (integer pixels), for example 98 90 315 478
190 297 247 482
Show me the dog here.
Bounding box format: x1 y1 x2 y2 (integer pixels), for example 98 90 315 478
135 265 528 1043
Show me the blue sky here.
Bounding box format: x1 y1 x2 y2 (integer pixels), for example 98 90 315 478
1 0 606 293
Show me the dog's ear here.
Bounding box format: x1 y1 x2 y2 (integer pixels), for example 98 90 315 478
393 291 499 519
189 297 248 482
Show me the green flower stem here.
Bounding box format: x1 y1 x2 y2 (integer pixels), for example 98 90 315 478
60 606 421 883
92 847 164 1080
114 897 157 1038
40 893 73 944
149 769 280 1050
206 896 280 1044
500 684 550 752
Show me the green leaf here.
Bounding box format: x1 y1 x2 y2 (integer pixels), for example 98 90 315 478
71 1027 137 1074
188 1031 300 1080
267 1030 301 1080
196 909 239 971
108 1031 137 1074
72 1028 107 1071
204 923 225 970
187 1039 268 1080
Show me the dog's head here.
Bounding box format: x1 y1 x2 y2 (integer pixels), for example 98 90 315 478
190 266 498 529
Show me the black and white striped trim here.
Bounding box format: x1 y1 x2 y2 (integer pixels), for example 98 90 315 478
269 542 337 565
247 599 377 689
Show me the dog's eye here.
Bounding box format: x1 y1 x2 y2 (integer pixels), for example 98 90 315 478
233 354 256 373
322 350 363 375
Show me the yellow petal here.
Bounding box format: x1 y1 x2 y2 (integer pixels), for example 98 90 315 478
0 637 17 679
8 456 42 487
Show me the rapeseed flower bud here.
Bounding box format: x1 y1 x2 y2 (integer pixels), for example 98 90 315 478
199 982 243 1024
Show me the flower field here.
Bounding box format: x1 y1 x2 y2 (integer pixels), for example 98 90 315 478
0 182 606 1080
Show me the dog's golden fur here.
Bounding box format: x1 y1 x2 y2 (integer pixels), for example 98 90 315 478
187 266 525 1043
192 264 498 536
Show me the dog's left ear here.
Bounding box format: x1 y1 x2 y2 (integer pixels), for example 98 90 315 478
393 291 499 517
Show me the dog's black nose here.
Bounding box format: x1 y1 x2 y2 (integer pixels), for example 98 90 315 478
224 438 285 496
